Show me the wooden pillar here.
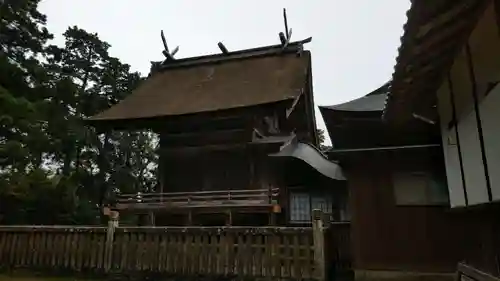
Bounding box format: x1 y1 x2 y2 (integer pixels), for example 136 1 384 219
104 210 119 272
269 212 276 226
158 132 166 194
158 155 164 194
226 210 233 226
269 203 281 226
186 194 193 226
147 212 155 226
312 209 326 281
249 146 255 189
187 211 193 226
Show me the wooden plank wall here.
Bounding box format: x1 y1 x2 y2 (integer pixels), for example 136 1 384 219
0 225 322 280
326 222 352 273
111 227 316 279
0 226 108 271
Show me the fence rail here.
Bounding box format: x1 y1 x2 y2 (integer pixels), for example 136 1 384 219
115 188 280 211
0 221 339 280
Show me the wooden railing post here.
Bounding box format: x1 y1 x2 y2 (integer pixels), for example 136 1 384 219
312 209 326 281
104 210 119 272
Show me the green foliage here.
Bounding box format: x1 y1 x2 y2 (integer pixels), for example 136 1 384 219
0 0 157 225
317 128 332 152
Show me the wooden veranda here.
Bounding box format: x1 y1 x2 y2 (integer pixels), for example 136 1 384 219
111 188 280 226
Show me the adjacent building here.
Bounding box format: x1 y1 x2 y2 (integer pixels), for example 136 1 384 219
384 0 500 276
321 83 473 280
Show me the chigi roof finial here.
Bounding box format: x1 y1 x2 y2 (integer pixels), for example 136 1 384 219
279 8 293 48
160 30 179 62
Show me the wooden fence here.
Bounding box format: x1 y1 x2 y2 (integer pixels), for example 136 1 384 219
0 211 345 280
325 222 351 276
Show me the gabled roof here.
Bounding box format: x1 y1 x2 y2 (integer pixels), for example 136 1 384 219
383 0 489 122
89 40 312 122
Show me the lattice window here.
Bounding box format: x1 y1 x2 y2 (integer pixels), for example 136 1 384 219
311 196 333 214
289 191 333 223
289 192 311 222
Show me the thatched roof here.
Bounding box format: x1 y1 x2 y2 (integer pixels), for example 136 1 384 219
89 41 311 122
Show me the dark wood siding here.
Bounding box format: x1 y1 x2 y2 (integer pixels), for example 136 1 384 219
161 150 255 192
347 150 500 273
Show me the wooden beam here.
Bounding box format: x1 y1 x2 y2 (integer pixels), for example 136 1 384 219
90 114 248 133
160 128 252 147
159 143 249 154
226 210 233 226
305 60 319 146
157 116 249 135
92 101 289 133
159 141 282 154
269 213 276 226
115 205 275 215
334 117 385 124
156 103 288 134
286 92 303 118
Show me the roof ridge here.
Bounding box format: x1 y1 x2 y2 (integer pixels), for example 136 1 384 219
150 37 312 73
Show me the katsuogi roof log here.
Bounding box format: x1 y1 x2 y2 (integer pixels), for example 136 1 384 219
88 41 312 124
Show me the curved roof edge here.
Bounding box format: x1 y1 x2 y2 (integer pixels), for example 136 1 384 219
319 82 390 112
269 142 346 181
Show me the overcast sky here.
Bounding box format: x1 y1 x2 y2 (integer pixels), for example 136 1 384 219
39 0 411 144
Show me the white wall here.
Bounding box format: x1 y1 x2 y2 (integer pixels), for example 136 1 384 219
456 106 489 205
436 84 466 207
435 2 500 207
479 84 500 201
443 129 467 207
437 46 490 207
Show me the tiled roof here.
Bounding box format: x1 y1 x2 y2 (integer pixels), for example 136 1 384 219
383 0 489 122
